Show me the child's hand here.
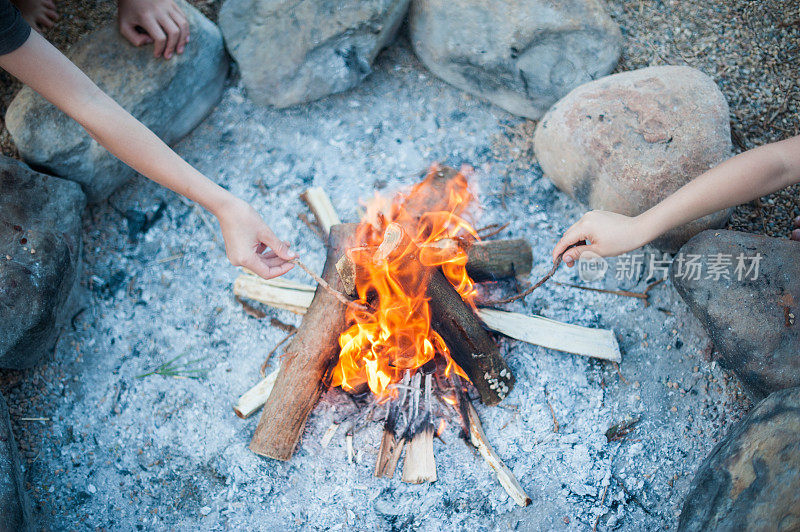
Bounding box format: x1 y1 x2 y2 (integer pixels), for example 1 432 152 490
117 0 190 59
552 211 647 267
215 198 296 280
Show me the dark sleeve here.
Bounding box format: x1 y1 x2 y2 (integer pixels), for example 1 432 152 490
0 0 30 55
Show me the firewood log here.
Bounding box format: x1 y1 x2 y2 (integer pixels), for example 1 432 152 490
248 223 358 461
234 367 279 419
375 223 515 406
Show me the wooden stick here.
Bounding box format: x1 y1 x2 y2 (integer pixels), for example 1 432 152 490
476 308 621 363
234 367 280 419
249 223 358 461
233 279 621 363
465 401 531 506
300 187 341 236
375 426 404 478
401 424 437 483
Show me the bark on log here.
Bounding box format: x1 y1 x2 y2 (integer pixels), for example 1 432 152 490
464 239 532 282
377 223 515 406
249 223 358 461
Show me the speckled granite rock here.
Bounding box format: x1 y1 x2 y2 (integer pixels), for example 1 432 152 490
409 0 621 119
0 157 85 369
220 0 409 108
6 1 227 203
679 386 800 531
0 393 30 532
534 66 732 252
672 230 800 400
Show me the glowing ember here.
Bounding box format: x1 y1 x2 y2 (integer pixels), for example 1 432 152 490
330 165 481 397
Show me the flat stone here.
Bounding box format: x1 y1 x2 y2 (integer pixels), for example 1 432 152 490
0 393 30 532
534 66 732 251
220 0 409 108
679 386 800 531
672 230 800 399
6 1 227 203
409 0 621 119
0 157 85 369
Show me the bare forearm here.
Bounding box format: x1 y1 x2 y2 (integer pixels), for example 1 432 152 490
0 31 233 215
635 136 800 243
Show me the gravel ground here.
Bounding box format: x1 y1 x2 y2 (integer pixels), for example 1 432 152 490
0 40 752 530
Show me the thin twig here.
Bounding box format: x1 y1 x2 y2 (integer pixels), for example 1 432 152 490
476 222 510 240
593 483 610 532
290 259 369 312
553 282 648 300
260 330 296 377
480 248 568 305
544 387 559 433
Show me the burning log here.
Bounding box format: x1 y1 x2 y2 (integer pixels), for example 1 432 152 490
336 239 533 297
233 367 279 419
300 187 341 236
374 223 515 406
249 223 358 461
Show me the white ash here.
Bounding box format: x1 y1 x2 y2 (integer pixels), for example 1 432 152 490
22 41 748 530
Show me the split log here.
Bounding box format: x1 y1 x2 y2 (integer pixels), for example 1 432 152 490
401 424 436 483
233 277 622 363
376 223 514 406
477 308 621 363
300 187 341 236
233 367 279 419
249 223 358 461
465 401 531 507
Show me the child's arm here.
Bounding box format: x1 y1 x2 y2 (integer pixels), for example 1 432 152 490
553 134 800 266
1 30 296 279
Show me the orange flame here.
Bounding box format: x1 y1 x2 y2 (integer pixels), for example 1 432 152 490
330 164 480 397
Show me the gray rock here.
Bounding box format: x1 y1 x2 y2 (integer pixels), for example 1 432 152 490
6 1 228 203
534 66 732 251
672 230 800 400
0 393 30 532
220 0 409 108
678 386 800 531
0 157 86 369
409 0 621 119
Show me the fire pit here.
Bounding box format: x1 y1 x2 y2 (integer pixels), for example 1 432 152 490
233 165 620 505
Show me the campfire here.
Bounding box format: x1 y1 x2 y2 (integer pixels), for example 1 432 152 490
232 165 621 506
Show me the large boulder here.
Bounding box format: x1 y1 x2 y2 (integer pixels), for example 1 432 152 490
0 157 86 369
220 0 409 108
6 1 228 203
0 393 31 532
672 230 800 400
678 387 800 531
409 0 621 119
534 66 732 251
